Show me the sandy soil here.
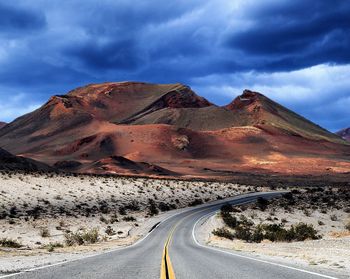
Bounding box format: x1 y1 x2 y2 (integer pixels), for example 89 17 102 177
0 171 256 274
198 189 350 277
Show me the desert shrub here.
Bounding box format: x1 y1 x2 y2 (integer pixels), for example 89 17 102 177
39 227 50 238
262 224 294 242
303 210 311 217
292 223 319 241
79 228 99 244
234 225 252 241
118 206 126 215
212 228 234 240
221 204 234 213
0 238 22 248
251 225 264 243
125 200 140 211
318 220 324 226
282 192 294 200
158 202 171 212
188 199 203 207
105 226 116 236
122 216 136 222
64 228 99 246
330 214 338 221
345 222 350 231
256 197 269 211
45 242 63 252
9 206 17 217
64 232 84 246
99 216 109 224
110 214 119 224
148 199 159 216
221 212 238 229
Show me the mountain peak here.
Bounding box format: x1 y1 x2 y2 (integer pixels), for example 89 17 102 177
225 89 265 110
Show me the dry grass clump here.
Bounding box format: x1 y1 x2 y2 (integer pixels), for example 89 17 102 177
64 228 99 246
44 242 64 252
0 238 22 248
345 221 350 231
39 227 50 237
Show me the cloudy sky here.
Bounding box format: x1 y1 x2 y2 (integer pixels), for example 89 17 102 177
0 0 349 131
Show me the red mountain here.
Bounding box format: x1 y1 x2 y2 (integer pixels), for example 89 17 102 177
336 127 350 142
0 82 348 181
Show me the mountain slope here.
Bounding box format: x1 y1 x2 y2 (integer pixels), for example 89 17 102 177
225 90 344 143
336 127 350 142
0 147 54 171
0 122 6 129
0 82 348 180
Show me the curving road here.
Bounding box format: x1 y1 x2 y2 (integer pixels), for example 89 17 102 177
1 192 344 279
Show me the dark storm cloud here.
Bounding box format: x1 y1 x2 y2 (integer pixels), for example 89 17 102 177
0 0 349 131
65 39 142 70
0 2 46 36
226 0 350 71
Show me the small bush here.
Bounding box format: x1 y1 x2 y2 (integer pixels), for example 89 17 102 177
122 216 136 222
0 238 22 248
256 197 269 211
158 202 171 212
235 225 252 241
45 242 63 252
64 228 99 246
105 226 116 236
118 206 126 215
212 228 234 240
148 199 159 216
99 216 109 224
125 200 140 211
64 232 84 246
188 199 203 207
293 223 319 241
330 214 338 221
345 222 350 231
81 228 99 244
221 204 234 213
40 227 50 238
221 212 238 229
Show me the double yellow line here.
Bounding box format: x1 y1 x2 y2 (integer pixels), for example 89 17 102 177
160 209 208 279
160 223 177 279
159 195 275 279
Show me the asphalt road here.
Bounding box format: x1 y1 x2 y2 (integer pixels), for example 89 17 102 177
2 192 344 279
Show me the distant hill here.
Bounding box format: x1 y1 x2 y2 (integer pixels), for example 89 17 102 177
0 122 6 129
0 81 348 180
0 147 54 172
336 127 350 142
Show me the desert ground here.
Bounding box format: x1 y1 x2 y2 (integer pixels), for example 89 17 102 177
198 188 350 277
0 171 257 274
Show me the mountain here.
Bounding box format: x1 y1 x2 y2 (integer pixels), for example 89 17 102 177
0 147 54 172
0 81 349 181
0 122 6 129
336 128 350 142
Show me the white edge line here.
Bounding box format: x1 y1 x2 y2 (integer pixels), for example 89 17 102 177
0 227 152 278
192 210 341 279
0 207 177 278
0 191 284 278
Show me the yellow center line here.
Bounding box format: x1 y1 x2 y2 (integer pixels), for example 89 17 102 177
160 208 211 279
159 195 277 279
